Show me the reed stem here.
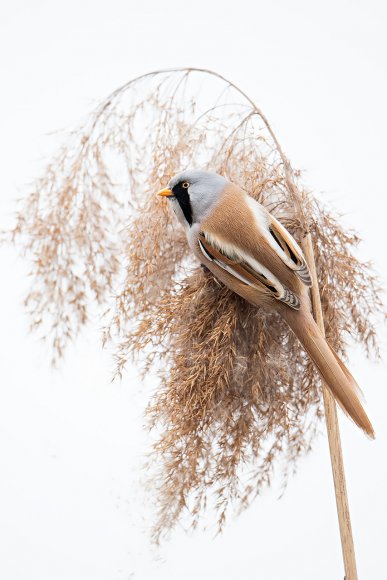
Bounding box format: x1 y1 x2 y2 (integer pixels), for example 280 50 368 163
302 233 358 580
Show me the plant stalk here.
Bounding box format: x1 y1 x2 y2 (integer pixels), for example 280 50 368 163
301 233 358 580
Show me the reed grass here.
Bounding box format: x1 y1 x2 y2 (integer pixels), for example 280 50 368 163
9 68 384 541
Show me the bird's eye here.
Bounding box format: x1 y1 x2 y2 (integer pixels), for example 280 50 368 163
182 181 189 189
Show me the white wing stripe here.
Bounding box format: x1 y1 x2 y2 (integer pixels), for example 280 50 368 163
199 239 259 288
203 232 283 291
199 235 300 310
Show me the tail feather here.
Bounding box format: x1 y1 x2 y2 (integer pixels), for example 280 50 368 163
283 308 375 439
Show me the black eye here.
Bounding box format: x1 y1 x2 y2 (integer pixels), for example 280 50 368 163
182 181 189 189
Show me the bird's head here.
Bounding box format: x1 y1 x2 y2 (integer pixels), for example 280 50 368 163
157 169 228 227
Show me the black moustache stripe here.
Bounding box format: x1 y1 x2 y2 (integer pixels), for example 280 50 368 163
172 183 193 226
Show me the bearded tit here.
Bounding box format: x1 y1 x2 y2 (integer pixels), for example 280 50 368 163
157 170 374 438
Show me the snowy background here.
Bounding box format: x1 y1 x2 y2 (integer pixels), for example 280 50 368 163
0 1 386 578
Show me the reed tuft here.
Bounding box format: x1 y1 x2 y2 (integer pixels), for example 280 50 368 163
9 69 384 541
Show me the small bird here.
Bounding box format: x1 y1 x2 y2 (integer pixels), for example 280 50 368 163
157 170 374 438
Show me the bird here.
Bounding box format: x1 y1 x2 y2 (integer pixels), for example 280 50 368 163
157 169 375 438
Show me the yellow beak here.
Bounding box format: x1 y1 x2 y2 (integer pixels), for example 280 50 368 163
157 187 173 197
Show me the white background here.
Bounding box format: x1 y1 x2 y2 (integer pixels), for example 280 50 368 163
0 1 386 578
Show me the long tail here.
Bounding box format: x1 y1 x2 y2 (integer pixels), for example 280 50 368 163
282 307 375 438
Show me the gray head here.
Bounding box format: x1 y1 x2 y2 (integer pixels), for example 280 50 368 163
158 169 228 227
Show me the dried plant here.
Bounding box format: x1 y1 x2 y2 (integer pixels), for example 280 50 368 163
9 68 384 541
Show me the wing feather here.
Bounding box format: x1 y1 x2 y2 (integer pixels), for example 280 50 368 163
244 197 312 287
268 217 312 287
198 232 301 310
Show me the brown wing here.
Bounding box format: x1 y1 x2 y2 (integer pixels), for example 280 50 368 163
198 232 301 310
201 187 311 292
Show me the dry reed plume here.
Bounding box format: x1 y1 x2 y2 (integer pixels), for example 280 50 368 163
9 68 384 541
